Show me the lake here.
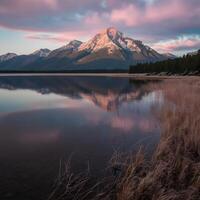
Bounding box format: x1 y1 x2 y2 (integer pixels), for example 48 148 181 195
0 75 163 200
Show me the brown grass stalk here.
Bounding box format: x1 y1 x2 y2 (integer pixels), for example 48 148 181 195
49 77 200 200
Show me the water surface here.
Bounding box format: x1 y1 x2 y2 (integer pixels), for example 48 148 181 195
0 76 162 200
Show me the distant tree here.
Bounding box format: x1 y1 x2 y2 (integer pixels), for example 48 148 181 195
129 53 200 75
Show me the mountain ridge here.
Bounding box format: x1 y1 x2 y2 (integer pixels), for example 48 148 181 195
0 53 17 62
32 49 51 57
0 27 176 71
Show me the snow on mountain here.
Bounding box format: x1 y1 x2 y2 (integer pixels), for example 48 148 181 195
78 27 162 59
187 49 200 56
162 53 177 59
62 40 82 51
78 28 121 53
76 27 164 66
32 49 51 57
0 53 17 62
0 27 175 71
78 27 134 53
47 40 83 58
53 40 82 53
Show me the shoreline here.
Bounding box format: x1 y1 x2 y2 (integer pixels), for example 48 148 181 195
0 73 199 79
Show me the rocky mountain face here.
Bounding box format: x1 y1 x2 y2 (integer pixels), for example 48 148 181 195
161 53 177 59
0 27 175 71
47 40 82 58
32 49 51 57
77 28 165 65
0 53 17 62
187 49 200 56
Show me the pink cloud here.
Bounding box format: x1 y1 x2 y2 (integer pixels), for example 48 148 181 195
0 0 102 16
111 4 141 26
26 29 99 43
26 32 86 43
110 0 199 27
84 12 103 26
152 36 200 52
0 0 58 15
0 0 199 54
82 11 111 31
1 0 198 33
145 0 187 23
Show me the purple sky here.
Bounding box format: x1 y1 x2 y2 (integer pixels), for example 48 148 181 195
0 0 200 55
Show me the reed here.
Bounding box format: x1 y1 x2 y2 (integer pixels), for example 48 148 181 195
49 77 200 200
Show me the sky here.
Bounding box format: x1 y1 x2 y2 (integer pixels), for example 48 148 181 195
0 0 200 56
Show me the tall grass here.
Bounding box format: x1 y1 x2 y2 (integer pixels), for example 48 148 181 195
49 78 200 200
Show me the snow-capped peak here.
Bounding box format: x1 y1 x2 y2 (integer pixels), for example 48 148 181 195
32 49 51 57
78 27 159 56
0 53 17 62
68 40 83 48
107 27 123 41
59 40 82 51
78 27 125 53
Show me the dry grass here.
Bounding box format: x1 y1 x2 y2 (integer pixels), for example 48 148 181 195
48 159 116 200
49 77 200 200
114 78 200 200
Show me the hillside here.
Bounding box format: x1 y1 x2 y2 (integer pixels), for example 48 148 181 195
129 50 200 75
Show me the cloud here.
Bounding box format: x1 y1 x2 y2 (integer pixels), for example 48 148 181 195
25 28 102 43
152 35 200 53
110 0 199 27
0 0 103 32
0 0 199 54
111 4 141 26
83 12 109 26
0 0 58 16
26 32 86 43
1 0 199 33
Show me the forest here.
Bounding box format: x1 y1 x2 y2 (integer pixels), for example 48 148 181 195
129 50 200 75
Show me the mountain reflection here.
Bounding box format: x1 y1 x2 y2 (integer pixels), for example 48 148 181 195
0 76 162 200
0 76 159 111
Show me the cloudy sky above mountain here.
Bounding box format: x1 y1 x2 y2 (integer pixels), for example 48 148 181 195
0 0 199 55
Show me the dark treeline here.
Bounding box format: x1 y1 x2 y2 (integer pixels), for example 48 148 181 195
129 50 200 75
0 69 128 74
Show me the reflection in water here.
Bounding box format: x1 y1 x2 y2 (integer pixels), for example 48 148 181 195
0 76 162 200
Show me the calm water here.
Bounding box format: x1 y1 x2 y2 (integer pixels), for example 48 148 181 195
0 76 162 200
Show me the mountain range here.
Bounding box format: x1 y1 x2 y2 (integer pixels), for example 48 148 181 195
0 27 176 71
